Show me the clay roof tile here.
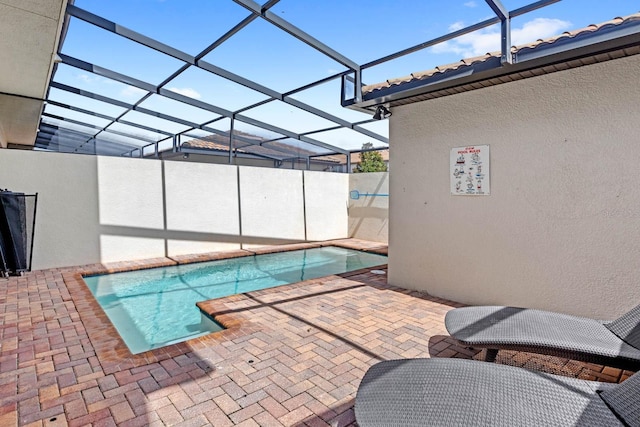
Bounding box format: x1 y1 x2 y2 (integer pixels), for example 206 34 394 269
362 12 640 96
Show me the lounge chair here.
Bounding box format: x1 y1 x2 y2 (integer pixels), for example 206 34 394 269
444 305 640 370
355 358 639 427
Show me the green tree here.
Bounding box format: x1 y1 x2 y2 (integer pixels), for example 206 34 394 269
353 143 388 173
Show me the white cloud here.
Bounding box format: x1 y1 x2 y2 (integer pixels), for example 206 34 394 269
168 87 201 99
77 73 100 83
433 18 572 58
449 21 465 32
511 18 572 45
76 74 149 100
121 85 147 98
464 1 477 7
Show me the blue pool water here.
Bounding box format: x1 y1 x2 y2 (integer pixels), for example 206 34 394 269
83 246 387 354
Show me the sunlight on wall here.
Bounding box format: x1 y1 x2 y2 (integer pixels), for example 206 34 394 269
348 172 389 243
164 161 241 255
0 150 354 268
97 156 164 229
305 171 349 241
240 167 305 243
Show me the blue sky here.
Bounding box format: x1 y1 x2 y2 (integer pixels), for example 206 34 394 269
47 0 640 154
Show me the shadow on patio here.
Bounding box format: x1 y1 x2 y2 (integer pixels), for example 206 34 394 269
1 247 631 426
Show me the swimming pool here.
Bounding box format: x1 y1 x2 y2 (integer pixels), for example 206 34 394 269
83 246 387 354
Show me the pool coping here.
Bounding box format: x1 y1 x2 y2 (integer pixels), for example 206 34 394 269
62 239 388 374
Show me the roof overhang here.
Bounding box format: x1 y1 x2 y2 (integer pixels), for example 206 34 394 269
0 0 68 148
347 15 640 110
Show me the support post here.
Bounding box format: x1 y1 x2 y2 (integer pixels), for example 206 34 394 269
355 68 362 103
501 17 512 64
229 116 235 165
484 0 512 64
28 193 38 272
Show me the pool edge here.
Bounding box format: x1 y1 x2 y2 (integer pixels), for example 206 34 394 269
62 239 388 373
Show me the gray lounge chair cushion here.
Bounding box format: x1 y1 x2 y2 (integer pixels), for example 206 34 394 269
605 304 640 348
355 358 624 427
445 306 640 368
599 371 640 427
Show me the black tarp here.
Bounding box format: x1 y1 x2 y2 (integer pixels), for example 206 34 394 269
0 191 28 274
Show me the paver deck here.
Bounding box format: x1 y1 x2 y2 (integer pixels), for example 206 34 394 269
0 239 632 426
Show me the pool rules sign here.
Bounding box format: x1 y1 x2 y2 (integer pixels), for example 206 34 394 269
451 145 490 196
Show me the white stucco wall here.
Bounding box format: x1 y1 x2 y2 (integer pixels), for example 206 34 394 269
164 161 241 255
239 167 305 242
304 170 349 241
389 54 640 318
348 172 389 243
0 150 350 269
97 156 166 262
0 150 102 269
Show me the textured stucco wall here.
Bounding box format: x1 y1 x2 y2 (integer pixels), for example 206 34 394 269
164 161 241 255
97 156 166 262
304 170 349 241
389 54 640 318
239 167 305 242
0 150 350 269
0 150 102 269
348 172 389 243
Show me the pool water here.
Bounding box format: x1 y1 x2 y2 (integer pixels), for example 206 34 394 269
83 246 387 354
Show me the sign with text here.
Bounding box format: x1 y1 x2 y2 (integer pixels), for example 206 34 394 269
450 145 490 196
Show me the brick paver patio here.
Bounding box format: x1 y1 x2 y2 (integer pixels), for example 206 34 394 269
0 239 633 426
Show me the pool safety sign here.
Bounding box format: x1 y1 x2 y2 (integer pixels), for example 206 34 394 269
451 145 490 196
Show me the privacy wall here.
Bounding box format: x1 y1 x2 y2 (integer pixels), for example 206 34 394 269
348 172 388 243
0 150 349 269
389 54 640 319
